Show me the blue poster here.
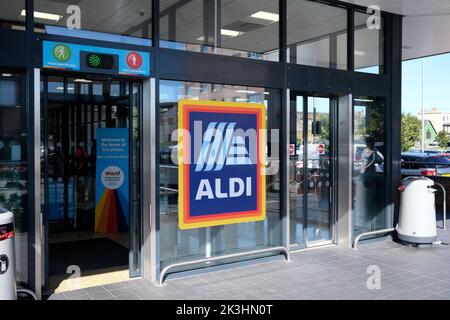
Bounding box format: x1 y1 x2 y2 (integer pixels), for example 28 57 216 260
95 128 129 232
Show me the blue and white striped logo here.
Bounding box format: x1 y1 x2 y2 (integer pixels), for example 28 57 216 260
195 122 252 172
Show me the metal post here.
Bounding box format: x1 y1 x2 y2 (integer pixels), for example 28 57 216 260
434 182 447 230
421 58 425 153
353 228 395 250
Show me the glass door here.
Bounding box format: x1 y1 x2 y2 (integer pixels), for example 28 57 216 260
40 75 142 292
289 93 335 248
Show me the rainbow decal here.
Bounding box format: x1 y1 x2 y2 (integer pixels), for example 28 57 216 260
178 100 266 230
95 128 129 233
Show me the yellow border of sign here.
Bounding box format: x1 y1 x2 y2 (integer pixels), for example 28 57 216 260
178 99 266 230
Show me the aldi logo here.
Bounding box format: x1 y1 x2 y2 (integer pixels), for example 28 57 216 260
178 100 266 229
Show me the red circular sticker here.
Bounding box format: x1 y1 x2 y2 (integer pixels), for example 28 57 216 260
126 52 142 69
318 144 325 155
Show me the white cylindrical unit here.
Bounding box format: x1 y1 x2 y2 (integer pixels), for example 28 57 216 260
397 177 437 244
0 208 17 300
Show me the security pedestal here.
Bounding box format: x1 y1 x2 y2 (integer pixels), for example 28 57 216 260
0 209 17 300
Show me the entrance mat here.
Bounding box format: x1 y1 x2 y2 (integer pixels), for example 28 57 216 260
49 237 128 276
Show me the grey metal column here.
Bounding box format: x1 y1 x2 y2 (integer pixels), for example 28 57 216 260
336 94 353 247
33 68 42 299
284 89 290 248
142 78 158 284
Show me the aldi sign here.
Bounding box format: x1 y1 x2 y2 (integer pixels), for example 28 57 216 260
178 100 266 229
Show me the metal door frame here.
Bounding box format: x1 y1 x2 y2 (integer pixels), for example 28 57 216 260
289 91 338 249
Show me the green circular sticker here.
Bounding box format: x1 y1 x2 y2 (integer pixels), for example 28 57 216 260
53 44 71 62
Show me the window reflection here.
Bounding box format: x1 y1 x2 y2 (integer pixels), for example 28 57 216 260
0 72 28 284
354 11 384 74
159 80 281 269
0 0 26 31
33 0 152 39
353 97 386 238
160 0 279 61
287 0 347 70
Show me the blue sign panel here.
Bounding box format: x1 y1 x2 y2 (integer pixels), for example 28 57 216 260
95 128 129 232
178 100 266 230
43 40 150 77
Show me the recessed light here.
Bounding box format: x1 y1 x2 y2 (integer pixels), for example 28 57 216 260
250 11 279 22
236 90 256 94
355 50 366 57
74 79 93 83
221 29 241 37
21 9 62 22
11 25 26 31
2 73 13 77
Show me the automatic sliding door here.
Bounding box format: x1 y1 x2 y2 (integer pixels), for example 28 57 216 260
289 94 334 247
41 76 143 291
305 97 333 244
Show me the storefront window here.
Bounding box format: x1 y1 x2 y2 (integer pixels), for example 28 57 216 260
353 97 386 238
354 11 384 74
159 80 281 269
0 0 26 31
160 0 279 61
0 72 28 284
287 0 347 70
33 0 152 39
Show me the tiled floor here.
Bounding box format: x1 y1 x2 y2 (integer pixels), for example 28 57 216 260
47 223 450 300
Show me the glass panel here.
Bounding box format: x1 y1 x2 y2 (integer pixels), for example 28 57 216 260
160 0 279 61
354 11 384 74
287 0 347 70
0 72 28 284
34 0 152 39
159 80 281 269
289 95 305 246
353 97 386 238
0 0 26 31
306 97 332 242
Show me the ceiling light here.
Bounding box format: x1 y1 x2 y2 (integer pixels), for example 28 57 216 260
236 90 256 94
21 9 62 22
2 73 13 77
355 50 366 57
11 25 26 31
250 11 279 22
74 79 93 83
354 98 373 103
221 29 241 37
236 98 249 102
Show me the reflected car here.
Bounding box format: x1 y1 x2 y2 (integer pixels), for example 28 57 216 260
401 152 450 177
